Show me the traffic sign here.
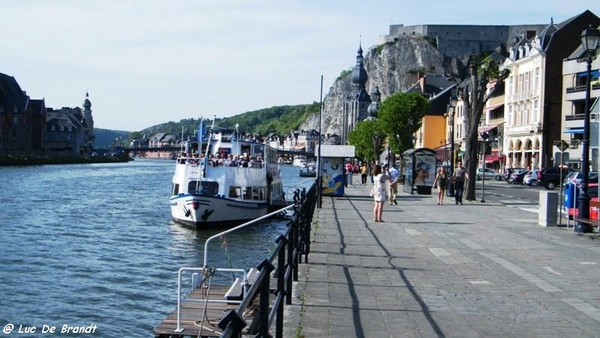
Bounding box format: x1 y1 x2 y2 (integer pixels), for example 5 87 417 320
554 140 569 152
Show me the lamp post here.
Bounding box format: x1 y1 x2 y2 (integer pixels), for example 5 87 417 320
407 117 414 149
317 75 323 209
480 132 489 203
576 25 600 234
446 91 458 197
373 135 381 164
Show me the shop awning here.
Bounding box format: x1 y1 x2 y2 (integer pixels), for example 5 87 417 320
563 128 583 134
485 103 504 111
478 124 498 133
485 155 503 163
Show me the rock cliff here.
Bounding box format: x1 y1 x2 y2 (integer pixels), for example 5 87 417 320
301 35 463 136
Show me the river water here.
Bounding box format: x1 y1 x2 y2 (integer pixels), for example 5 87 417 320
0 160 314 337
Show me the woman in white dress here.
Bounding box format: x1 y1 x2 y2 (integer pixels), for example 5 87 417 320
372 164 389 222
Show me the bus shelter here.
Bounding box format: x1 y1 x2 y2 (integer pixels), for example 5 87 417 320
401 148 437 195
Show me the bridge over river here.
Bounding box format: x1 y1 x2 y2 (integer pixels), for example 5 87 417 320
117 146 315 158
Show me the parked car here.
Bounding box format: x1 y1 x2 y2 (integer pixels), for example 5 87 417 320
476 168 503 181
510 170 528 185
564 171 598 186
504 167 524 181
523 170 540 186
537 167 574 190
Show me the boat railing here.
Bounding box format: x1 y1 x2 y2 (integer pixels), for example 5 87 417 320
172 183 317 336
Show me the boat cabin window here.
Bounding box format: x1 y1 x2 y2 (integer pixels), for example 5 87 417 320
172 184 180 195
243 187 252 200
251 144 264 159
229 186 241 198
188 180 218 195
241 186 266 200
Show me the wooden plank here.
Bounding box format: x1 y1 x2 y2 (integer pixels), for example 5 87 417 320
153 285 254 338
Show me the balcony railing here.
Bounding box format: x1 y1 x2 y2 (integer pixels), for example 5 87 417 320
566 83 600 93
565 114 584 121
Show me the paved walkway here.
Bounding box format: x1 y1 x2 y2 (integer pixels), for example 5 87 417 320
283 180 600 338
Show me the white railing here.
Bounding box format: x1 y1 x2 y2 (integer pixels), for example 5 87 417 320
174 204 296 333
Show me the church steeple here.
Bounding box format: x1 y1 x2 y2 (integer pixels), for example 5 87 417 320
342 42 373 145
351 43 368 88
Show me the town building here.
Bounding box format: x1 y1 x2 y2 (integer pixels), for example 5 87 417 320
502 11 600 170
0 72 95 156
561 26 600 170
0 73 46 155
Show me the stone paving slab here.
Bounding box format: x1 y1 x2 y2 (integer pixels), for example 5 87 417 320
283 181 600 338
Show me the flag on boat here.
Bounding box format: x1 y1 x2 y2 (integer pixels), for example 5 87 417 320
198 118 205 142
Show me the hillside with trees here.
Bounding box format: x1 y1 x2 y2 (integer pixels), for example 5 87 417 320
139 103 320 139
93 102 320 147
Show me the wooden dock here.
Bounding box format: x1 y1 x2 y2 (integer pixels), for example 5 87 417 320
153 285 257 338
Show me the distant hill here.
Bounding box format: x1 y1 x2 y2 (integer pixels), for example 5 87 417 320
94 128 130 147
135 103 320 140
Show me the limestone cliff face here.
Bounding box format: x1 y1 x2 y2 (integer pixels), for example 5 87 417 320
301 36 461 136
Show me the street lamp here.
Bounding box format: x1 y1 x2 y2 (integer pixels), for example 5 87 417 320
480 132 489 203
373 135 381 165
407 117 414 149
446 90 458 197
576 25 600 234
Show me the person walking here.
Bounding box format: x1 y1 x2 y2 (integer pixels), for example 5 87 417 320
433 166 449 205
387 164 399 205
360 162 368 185
371 164 388 222
451 162 468 205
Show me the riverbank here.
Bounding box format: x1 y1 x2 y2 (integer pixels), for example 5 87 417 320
0 154 131 166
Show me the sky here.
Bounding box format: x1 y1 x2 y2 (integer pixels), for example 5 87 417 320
2 1 599 131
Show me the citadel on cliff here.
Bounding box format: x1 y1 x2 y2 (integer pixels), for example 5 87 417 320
301 10 600 172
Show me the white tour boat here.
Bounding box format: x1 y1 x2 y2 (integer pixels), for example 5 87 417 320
170 127 287 228
292 156 307 167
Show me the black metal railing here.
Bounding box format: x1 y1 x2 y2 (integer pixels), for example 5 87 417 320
218 183 317 338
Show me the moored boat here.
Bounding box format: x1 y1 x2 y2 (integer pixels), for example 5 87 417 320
299 161 317 177
292 156 307 167
170 126 287 228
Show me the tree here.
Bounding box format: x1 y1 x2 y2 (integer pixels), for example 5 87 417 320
460 55 509 201
348 119 386 161
377 92 430 156
347 92 429 164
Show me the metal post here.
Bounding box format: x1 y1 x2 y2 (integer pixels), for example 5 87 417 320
447 110 456 197
576 25 599 233
480 133 488 203
373 136 381 164
317 75 323 209
446 89 458 197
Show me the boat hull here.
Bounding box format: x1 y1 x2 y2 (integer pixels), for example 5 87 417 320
170 194 269 228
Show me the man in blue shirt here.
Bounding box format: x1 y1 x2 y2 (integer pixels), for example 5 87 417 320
386 164 399 205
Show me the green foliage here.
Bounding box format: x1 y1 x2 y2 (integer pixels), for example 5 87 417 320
348 119 386 161
406 67 427 75
337 68 353 81
375 40 396 55
134 103 319 141
424 36 437 48
377 92 430 155
94 128 131 147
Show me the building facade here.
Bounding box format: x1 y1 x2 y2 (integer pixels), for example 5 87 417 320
502 11 600 170
0 72 95 156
